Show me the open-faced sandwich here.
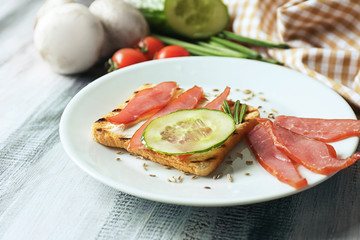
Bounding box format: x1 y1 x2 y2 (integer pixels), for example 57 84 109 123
91 81 259 176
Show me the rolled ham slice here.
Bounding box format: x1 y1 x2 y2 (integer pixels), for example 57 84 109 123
203 86 230 110
257 118 360 175
274 115 360 142
247 124 308 189
107 82 178 125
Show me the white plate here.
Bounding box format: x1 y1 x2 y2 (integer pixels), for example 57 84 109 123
59 57 358 206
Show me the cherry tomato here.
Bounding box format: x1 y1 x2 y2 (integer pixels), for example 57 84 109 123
155 45 190 59
109 48 147 71
137 36 165 60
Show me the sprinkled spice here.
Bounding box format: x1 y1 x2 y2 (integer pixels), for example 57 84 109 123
178 176 183 182
227 173 233 182
259 97 267 102
142 163 148 171
212 174 222 179
268 113 275 119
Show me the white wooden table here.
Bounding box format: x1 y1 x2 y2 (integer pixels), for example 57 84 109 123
1 0 360 239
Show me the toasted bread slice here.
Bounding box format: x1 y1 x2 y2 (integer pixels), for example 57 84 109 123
92 84 259 176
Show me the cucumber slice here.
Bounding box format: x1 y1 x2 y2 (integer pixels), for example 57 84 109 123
143 109 235 155
165 0 230 39
125 0 230 39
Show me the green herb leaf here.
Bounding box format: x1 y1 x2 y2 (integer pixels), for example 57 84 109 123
222 99 232 116
233 100 240 124
239 104 247 123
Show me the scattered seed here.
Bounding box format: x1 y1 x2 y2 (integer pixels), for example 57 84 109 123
236 152 243 158
243 89 252 94
245 172 250 176
212 173 222 179
246 161 253 165
204 186 211 189
183 172 192 175
142 163 148 171
164 166 172 170
228 155 232 159
259 97 267 102
212 89 219 92
116 151 124 154
116 157 121 161
227 173 233 182
192 175 198 179
149 174 156 177
257 105 262 109
225 160 233 164
271 108 278 113
268 113 275 119
258 92 264 95
178 176 183 182
167 176 178 183
235 88 240 91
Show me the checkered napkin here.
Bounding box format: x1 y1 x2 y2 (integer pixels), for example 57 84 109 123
223 0 360 107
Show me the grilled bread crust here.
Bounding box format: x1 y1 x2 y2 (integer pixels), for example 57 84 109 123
91 84 260 176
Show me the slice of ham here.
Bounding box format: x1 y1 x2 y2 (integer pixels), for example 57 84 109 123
246 124 308 189
257 118 360 175
107 82 178 125
274 115 360 142
203 86 230 110
128 86 204 150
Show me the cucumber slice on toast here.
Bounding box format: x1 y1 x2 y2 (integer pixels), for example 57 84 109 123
143 109 235 155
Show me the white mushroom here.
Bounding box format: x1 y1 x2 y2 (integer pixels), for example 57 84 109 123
33 3 105 74
89 0 149 58
34 0 74 26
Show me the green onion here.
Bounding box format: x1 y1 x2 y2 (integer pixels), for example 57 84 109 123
152 34 246 58
152 33 284 65
197 41 247 58
210 36 261 59
219 31 290 49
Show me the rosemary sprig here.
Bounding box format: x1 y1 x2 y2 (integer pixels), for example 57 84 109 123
239 103 247 123
234 100 240 124
222 100 247 124
222 99 232 116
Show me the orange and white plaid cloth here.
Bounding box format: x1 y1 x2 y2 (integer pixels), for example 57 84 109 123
224 0 360 108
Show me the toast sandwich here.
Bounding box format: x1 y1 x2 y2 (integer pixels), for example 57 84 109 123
92 83 259 176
